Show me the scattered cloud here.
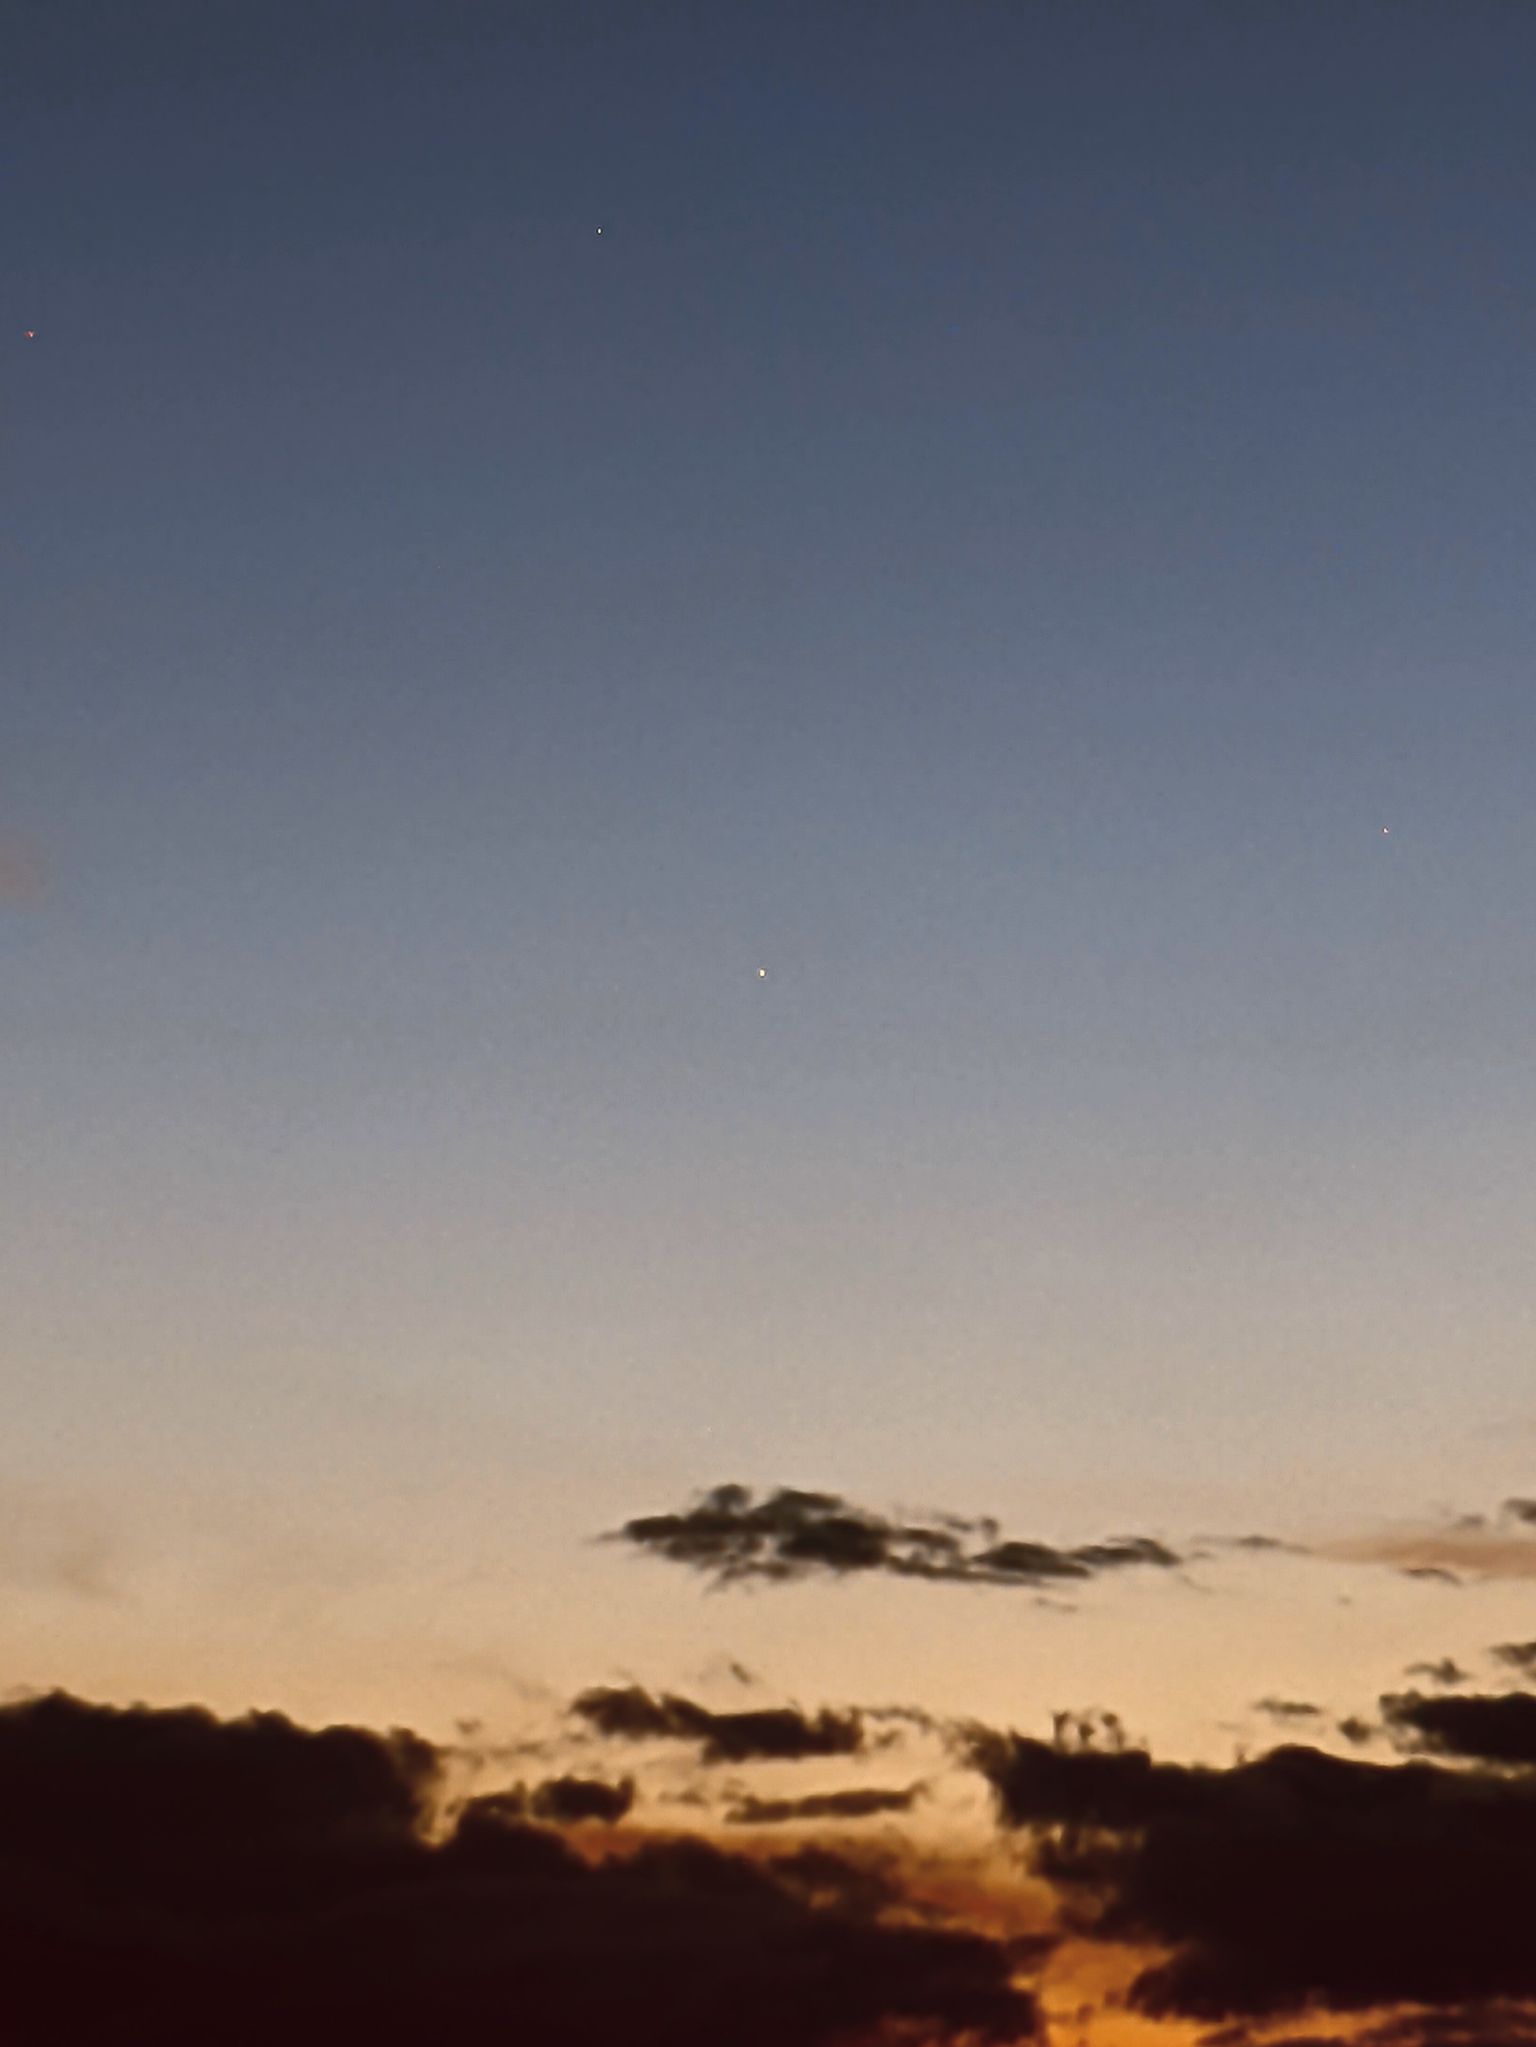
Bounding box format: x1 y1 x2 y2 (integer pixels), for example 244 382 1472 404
611 1483 1181 1591
569 1684 867 1764
0 1688 1038 2046
1254 1699 1323 1722
1325 1504 1536 1583
527 1774 636 1824
1406 1658 1469 1688
725 1784 924 1826
1492 1642 1536 1676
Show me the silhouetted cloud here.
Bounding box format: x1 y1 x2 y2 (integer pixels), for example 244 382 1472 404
1204 2002 1536 2047
0 1689 1038 2046
458 1773 638 1827
569 1684 867 1763
527 1774 636 1824
725 1785 923 1826
612 1483 1180 1590
1492 1642 1536 1675
1382 1690 1536 1768
1254 1698 1322 1722
968 1717 1536 2020
1407 1658 1471 1687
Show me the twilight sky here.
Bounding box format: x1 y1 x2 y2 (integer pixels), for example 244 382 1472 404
6 8 1536 2038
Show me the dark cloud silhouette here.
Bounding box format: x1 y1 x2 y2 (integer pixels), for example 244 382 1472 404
0 1689 1038 2047
1500 1499 1536 1526
1492 1642 1536 1675
1382 1691 1536 1768
569 1684 866 1763
527 1774 636 1824
725 1785 923 1826
613 1483 1180 1590
1254 1699 1322 1722
968 1719 1536 2020
1408 1658 1470 1687
450 1773 636 1829
1205 2003 1536 2047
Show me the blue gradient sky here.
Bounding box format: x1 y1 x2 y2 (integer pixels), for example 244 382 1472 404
6 2 1536 1726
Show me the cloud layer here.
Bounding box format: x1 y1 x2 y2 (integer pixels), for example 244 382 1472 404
0 1689 1038 2046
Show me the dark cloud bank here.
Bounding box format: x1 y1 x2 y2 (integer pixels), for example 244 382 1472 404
0 1689 1037 2047
614 1482 1179 1590
15 1672 1536 2042
968 1714 1536 2024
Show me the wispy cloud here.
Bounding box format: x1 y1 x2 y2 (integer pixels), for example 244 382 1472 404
611 1482 1180 1592
1322 1499 1536 1582
725 1784 924 1826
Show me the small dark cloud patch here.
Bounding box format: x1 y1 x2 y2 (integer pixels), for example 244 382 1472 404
726 1785 923 1826
1500 1499 1536 1526
1382 1690 1536 1768
1493 1642 1536 1675
968 1718 1536 2020
613 1483 1180 1591
1403 1565 1462 1585
1255 1699 1322 1722
527 1774 636 1824
569 1685 866 1764
1337 1715 1377 1746
0 1689 1038 2047
1407 1658 1469 1687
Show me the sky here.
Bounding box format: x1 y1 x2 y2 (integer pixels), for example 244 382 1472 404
6 4 1536 2041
